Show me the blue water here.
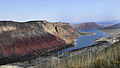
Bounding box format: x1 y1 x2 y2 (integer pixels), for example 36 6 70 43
59 30 111 53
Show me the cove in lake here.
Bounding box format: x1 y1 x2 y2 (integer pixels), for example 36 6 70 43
59 30 111 53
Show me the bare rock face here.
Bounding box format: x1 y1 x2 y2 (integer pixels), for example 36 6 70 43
0 65 22 68
72 22 99 30
0 20 80 65
35 21 80 44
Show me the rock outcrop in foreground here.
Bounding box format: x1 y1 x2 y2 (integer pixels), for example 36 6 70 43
0 20 80 64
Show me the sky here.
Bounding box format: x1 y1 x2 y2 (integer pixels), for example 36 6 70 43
0 0 120 23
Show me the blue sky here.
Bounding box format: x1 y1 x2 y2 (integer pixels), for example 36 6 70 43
0 0 120 23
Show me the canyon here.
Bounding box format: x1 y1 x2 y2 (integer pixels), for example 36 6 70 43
5 30 119 68
0 21 119 68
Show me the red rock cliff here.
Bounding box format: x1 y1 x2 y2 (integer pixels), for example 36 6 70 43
0 20 80 64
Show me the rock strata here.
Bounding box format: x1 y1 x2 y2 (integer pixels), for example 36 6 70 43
0 20 80 65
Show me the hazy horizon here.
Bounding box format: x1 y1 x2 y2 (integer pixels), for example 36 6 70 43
0 0 120 24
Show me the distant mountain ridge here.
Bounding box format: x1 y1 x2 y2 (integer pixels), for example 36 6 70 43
72 22 99 30
101 23 120 30
96 20 120 26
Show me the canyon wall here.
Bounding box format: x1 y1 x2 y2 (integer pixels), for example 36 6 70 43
0 20 80 64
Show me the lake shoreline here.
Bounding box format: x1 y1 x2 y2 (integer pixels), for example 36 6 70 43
57 36 119 58
59 30 110 53
79 32 96 35
57 30 111 57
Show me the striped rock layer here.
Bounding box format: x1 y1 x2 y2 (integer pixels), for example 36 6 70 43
0 20 80 64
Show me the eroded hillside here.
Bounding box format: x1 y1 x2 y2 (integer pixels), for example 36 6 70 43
0 20 80 64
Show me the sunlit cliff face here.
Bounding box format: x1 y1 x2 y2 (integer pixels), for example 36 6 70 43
0 26 17 33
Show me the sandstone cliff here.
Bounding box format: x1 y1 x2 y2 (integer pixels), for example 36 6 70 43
0 20 80 64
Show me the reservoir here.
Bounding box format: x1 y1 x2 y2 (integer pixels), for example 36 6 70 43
60 30 111 53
